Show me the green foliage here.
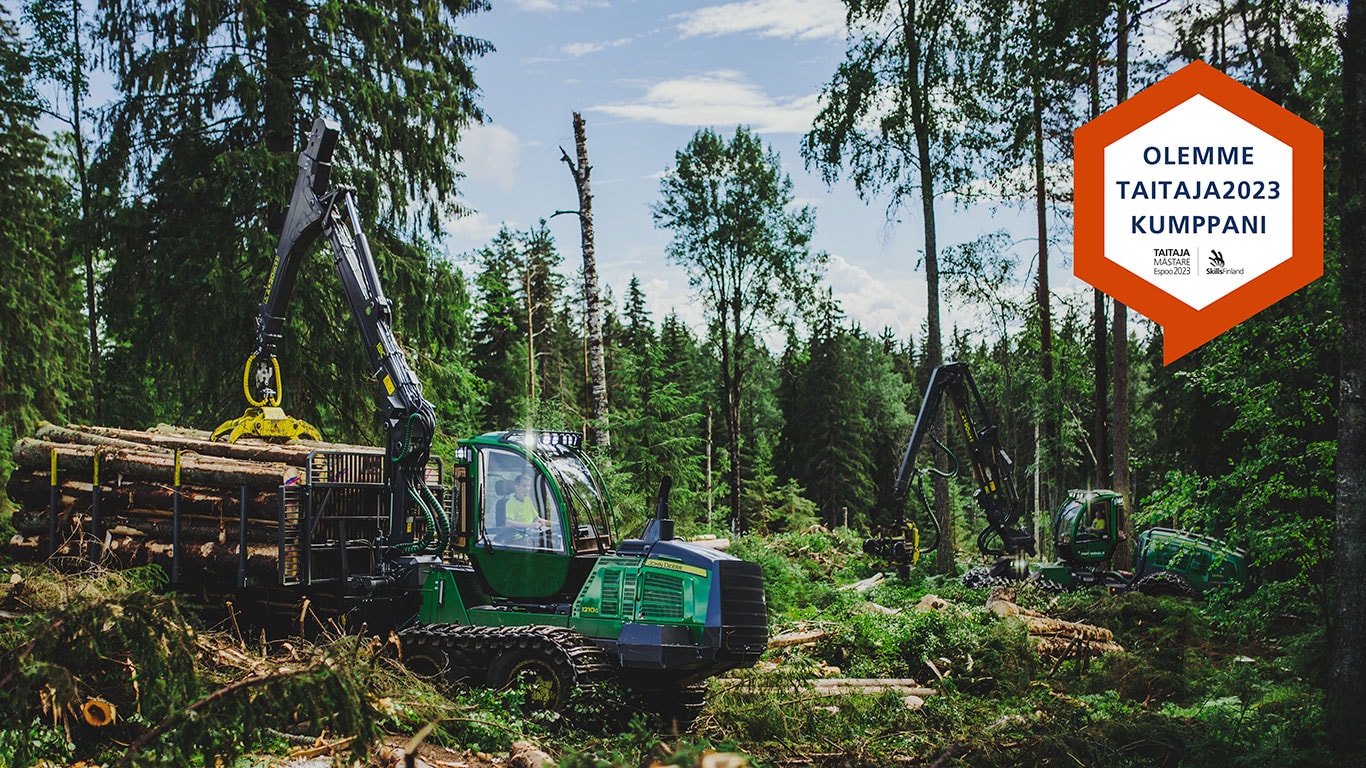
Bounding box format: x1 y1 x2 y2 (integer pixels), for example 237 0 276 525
97 0 491 232
654 125 827 530
0 573 198 759
728 528 866 618
0 566 390 765
0 718 73 767
469 224 575 431
703 660 927 763
803 0 975 203
84 0 489 441
0 7 88 438
776 321 915 531
0 423 14 530
1139 273 1337 605
609 292 709 517
1158 672 1330 767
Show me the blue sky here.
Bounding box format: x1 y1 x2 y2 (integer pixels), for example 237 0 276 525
446 0 1062 343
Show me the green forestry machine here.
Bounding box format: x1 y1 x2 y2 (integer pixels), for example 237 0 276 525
867 362 1249 597
208 118 769 712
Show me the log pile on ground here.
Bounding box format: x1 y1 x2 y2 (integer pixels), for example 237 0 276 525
4 422 378 579
985 586 1125 657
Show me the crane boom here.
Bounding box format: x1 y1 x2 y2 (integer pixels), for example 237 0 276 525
869 362 1035 573
213 118 438 547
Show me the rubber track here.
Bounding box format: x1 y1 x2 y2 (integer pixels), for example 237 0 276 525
398 623 616 687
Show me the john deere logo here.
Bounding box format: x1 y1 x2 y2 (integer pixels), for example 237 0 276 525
1206 249 1244 275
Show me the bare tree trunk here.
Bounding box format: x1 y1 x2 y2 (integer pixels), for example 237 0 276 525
1032 72 1055 522
727 300 744 534
525 267 536 405
1330 0 1366 752
1089 35 1108 490
68 0 101 423
901 0 954 573
560 113 610 449
1112 3 1135 568
706 405 714 526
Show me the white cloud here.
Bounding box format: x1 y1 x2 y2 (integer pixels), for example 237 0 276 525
675 0 846 41
458 124 521 193
562 36 633 57
640 275 707 333
823 253 926 339
594 70 819 134
443 210 503 249
510 0 608 11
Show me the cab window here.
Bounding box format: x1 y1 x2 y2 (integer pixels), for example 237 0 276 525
480 447 566 554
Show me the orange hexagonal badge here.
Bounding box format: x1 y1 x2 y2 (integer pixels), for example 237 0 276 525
1075 60 1323 364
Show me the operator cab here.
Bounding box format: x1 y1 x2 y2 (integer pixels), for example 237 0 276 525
1054 490 1124 566
454 431 614 601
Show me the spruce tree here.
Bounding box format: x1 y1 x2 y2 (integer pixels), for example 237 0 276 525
0 5 87 436
93 0 489 438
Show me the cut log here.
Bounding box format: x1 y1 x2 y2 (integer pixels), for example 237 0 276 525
14 438 302 489
1020 615 1115 643
767 629 828 649
11 507 285 544
36 423 171 454
808 679 938 697
914 594 949 612
1032 636 1126 656
509 741 552 768
38 423 383 467
6 533 283 581
840 573 886 593
6 473 277 519
987 595 1116 642
985 593 1124 654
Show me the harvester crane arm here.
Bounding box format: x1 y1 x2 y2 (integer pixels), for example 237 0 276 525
872 362 1035 569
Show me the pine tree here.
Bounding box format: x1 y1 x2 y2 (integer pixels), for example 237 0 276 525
24 0 102 420
472 229 527 429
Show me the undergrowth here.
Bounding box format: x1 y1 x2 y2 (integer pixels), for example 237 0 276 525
0 527 1351 767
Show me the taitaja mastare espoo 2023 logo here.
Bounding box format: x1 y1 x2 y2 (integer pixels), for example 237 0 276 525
1074 60 1323 364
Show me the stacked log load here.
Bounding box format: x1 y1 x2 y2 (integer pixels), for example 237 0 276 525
5 422 380 581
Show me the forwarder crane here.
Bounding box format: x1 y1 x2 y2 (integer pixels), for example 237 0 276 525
212 118 443 555
864 362 1036 576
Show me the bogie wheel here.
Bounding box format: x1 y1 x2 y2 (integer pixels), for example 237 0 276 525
405 645 453 682
1023 575 1068 594
1134 570 1198 599
962 567 1019 590
489 646 578 711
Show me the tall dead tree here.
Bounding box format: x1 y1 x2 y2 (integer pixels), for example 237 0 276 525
560 112 610 449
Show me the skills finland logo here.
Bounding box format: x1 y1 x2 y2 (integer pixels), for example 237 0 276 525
1206 249 1243 275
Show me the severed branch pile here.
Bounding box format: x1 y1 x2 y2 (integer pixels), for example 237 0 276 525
5 422 378 580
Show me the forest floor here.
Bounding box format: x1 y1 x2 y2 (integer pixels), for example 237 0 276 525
0 527 1349 768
